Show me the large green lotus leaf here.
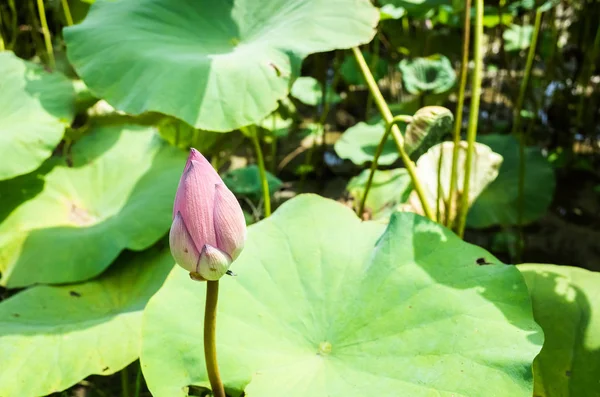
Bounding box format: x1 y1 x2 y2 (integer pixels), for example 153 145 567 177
399 55 457 95
467 134 555 228
518 264 600 397
0 247 173 397
0 125 186 288
334 121 399 165
346 168 413 220
340 50 389 85
0 51 74 180
405 106 453 160
408 141 503 224
141 194 542 397
222 165 283 201
64 0 378 132
290 77 342 106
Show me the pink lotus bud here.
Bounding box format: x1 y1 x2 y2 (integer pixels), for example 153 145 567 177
169 149 246 281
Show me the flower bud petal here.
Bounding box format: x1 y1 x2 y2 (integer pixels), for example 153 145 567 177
173 150 222 251
213 183 247 261
197 244 232 281
169 212 200 273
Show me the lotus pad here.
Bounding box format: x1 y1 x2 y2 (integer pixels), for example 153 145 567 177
0 248 173 397
467 134 555 228
519 264 600 397
64 0 378 131
334 121 399 165
399 55 456 95
291 77 341 106
0 124 186 287
0 51 74 180
141 194 542 397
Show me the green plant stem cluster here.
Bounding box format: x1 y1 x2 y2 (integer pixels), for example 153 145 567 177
351 47 434 221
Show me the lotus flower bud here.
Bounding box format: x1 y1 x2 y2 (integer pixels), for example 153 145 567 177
169 149 246 281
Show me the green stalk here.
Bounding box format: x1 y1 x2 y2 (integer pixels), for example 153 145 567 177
575 18 600 128
133 363 142 397
270 113 277 172
358 115 413 217
446 0 472 227
36 0 54 68
121 366 130 397
352 47 435 220
513 8 543 238
60 0 74 26
456 0 484 238
512 9 543 136
248 125 271 217
365 33 381 118
0 11 5 51
204 281 226 397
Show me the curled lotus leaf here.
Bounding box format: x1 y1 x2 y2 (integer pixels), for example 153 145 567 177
405 106 454 160
398 54 457 95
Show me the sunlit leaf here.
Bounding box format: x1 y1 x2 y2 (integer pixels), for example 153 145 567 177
407 141 503 224
141 195 542 397
0 248 173 397
518 264 600 397
0 124 186 287
64 0 379 131
0 51 74 180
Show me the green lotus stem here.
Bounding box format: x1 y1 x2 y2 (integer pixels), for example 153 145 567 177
121 366 130 397
204 281 226 397
365 33 380 118
456 0 483 238
270 113 277 172
35 0 54 68
351 47 435 220
446 0 471 227
513 8 543 240
60 0 74 26
575 17 600 128
358 115 413 217
0 19 5 51
248 125 271 217
133 363 142 397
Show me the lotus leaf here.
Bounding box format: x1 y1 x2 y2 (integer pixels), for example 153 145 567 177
64 0 379 131
0 51 74 180
0 124 186 287
399 54 457 95
141 194 542 397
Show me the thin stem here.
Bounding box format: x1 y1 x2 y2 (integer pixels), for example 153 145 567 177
365 34 381 118
351 47 435 220
513 8 543 250
456 0 483 238
575 16 600 127
121 366 130 397
0 13 5 51
36 0 54 68
248 125 271 217
133 363 142 397
204 281 226 397
446 0 471 227
60 0 74 26
270 113 277 172
358 115 413 217
512 9 543 136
